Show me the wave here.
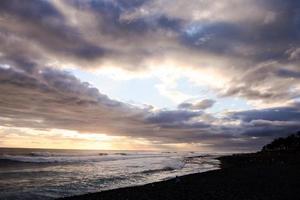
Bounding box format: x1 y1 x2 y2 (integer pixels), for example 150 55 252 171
114 153 128 156
0 151 218 178
25 152 109 157
0 153 171 164
139 167 176 174
21 151 166 157
133 158 185 175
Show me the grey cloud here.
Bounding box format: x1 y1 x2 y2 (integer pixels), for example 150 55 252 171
0 64 145 132
146 110 202 124
275 68 300 79
222 63 300 102
230 104 300 122
0 0 183 70
1 0 300 104
0 62 267 151
178 99 215 110
0 63 217 144
177 0 300 103
226 104 300 140
2 0 300 151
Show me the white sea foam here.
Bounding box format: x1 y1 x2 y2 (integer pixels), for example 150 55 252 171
0 152 181 164
163 158 186 170
1 154 153 163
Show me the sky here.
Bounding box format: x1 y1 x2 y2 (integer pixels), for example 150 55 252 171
1 0 300 152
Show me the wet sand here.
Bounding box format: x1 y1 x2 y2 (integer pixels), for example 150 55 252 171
59 152 300 200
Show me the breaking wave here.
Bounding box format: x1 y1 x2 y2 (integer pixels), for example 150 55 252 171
0 152 173 164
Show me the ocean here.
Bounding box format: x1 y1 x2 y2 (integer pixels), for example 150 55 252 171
0 148 221 199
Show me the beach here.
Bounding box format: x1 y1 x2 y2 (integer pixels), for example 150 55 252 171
59 152 300 200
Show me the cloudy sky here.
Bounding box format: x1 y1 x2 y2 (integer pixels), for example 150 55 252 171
1 0 300 152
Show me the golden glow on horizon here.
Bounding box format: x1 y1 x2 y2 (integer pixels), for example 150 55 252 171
0 126 208 151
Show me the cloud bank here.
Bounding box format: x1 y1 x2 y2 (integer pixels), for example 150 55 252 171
1 0 300 151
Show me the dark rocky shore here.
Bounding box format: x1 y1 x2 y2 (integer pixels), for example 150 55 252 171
59 134 300 200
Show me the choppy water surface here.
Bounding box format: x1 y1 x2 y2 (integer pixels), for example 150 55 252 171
0 148 221 199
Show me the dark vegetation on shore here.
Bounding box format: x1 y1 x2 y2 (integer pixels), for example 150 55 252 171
59 133 300 200
262 132 300 152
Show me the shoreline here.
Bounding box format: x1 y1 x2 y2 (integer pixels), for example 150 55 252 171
58 168 222 200
58 152 300 200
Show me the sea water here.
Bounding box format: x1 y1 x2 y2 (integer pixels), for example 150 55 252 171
0 148 221 199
